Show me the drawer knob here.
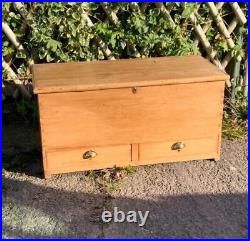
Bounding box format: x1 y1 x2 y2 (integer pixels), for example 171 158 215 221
171 142 185 151
83 150 97 160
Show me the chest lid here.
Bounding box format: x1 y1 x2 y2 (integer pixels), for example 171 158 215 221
33 55 229 94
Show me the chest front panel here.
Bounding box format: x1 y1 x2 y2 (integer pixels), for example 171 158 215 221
39 81 224 149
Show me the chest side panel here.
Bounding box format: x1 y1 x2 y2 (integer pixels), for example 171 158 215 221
38 81 224 149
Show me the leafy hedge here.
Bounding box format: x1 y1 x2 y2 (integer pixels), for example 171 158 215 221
2 2 248 79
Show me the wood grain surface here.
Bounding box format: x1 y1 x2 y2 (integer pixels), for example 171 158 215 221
33 55 229 94
136 137 219 166
39 81 224 149
45 144 131 175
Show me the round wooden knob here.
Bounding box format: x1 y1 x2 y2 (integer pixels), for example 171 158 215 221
83 150 97 159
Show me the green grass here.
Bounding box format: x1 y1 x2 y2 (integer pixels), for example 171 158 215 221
223 92 248 139
124 165 136 174
222 119 247 139
105 181 120 192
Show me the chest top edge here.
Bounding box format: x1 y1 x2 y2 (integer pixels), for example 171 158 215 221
33 55 229 94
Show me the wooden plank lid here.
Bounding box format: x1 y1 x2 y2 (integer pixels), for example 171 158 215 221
33 55 229 94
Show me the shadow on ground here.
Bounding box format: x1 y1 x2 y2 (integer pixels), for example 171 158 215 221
2 177 248 238
2 106 43 177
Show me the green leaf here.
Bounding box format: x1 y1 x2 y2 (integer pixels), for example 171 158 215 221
72 12 79 20
3 46 15 56
216 40 228 52
59 25 64 32
3 2 11 13
3 41 9 47
47 39 61 52
110 33 117 48
121 42 126 50
17 64 26 75
38 50 48 59
182 4 196 18
46 53 54 62
9 12 15 18
79 49 86 58
16 51 27 59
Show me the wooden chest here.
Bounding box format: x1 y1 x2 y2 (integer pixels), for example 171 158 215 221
33 56 229 178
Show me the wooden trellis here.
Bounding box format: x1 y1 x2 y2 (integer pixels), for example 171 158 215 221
2 2 248 99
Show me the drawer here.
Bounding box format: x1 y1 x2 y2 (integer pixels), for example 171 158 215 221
45 145 131 175
136 138 218 165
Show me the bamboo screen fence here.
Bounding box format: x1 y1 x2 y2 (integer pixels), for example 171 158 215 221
2 2 248 101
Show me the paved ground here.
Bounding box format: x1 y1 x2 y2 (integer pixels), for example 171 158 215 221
2 113 248 238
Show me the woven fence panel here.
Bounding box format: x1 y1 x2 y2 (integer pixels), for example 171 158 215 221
2 2 248 99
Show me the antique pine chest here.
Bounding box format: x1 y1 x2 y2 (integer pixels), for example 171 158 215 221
33 55 229 177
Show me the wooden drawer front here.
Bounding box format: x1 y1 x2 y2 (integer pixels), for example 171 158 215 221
45 145 131 175
39 81 224 149
137 138 218 165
